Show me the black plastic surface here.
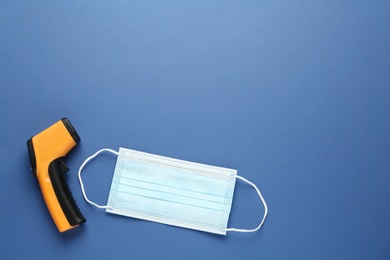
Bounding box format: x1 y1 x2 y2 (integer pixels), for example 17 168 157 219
49 158 86 226
61 118 80 143
27 138 37 177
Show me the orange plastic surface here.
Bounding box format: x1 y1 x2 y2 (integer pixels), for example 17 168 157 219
32 120 78 232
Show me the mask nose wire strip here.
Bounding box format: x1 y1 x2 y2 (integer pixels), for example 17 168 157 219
78 148 119 209
226 175 268 233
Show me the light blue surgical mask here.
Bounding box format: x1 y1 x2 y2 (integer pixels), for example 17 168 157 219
78 147 268 235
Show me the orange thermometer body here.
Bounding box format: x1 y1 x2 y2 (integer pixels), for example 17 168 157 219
27 118 86 232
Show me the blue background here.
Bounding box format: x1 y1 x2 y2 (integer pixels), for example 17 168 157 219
1 1 390 259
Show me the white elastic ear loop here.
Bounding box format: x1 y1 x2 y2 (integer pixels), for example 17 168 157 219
78 148 119 209
226 175 268 233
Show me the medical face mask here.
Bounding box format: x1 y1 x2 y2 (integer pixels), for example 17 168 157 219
78 148 268 235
